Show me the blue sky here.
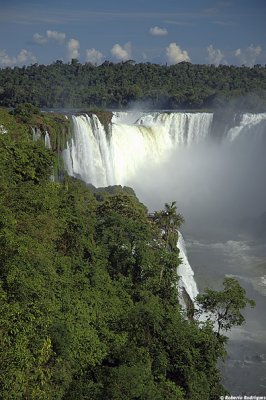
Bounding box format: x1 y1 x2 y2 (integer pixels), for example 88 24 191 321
0 0 265 67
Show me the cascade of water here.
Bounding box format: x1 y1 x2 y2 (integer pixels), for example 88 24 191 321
177 231 199 305
110 121 173 184
63 114 112 186
44 131 52 149
64 111 213 187
32 127 52 149
136 112 213 145
32 127 42 141
226 112 266 142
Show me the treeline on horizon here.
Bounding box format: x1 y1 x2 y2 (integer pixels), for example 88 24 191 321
0 59 266 110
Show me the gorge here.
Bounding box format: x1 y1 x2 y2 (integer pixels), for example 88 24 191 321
62 110 266 394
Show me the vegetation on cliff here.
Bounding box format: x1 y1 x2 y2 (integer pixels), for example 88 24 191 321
0 108 254 399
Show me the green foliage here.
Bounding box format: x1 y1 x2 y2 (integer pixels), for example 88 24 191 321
0 112 254 399
0 61 266 110
154 201 184 252
0 132 54 183
40 113 71 151
0 107 71 187
196 277 255 335
0 107 29 138
13 103 41 123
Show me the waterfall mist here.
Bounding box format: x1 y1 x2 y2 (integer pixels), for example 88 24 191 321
129 121 266 241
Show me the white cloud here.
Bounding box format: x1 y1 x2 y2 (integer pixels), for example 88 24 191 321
0 48 36 67
67 38 80 60
32 33 47 45
149 26 168 36
207 44 226 66
0 50 16 67
166 43 190 64
111 42 132 61
17 49 37 64
46 30 66 43
32 30 66 45
234 44 262 67
85 48 103 65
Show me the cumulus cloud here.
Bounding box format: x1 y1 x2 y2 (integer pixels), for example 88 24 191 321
85 48 103 65
207 44 227 66
32 33 47 45
234 44 262 67
67 38 80 60
32 30 66 45
0 49 36 67
17 49 37 64
166 43 190 64
46 30 66 43
149 26 168 36
111 42 132 61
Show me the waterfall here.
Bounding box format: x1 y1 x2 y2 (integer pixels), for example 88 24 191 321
135 112 213 145
32 127 42 141
63 111 213 187
177 232 199 307
63 114 113 186
226 112 266 142
62 111 212 305
44 131 52 149
32 127 52 149
62 110 266 307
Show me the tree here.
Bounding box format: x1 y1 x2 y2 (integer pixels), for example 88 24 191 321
153 202 184 284
1 61 266 109
196 277 255 335
13 103 40 123
154 201 184 251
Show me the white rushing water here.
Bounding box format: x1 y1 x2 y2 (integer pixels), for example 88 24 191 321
226 112 266 142
32 127 42 141
32 127 52 149
177 231 199 307
44 130 52 149
63 111 213 187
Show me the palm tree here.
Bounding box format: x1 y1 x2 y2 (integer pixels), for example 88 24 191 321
154 202 184 283
154 201 184 251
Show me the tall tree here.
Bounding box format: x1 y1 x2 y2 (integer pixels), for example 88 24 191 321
196 277 255 336
154 201 184 251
